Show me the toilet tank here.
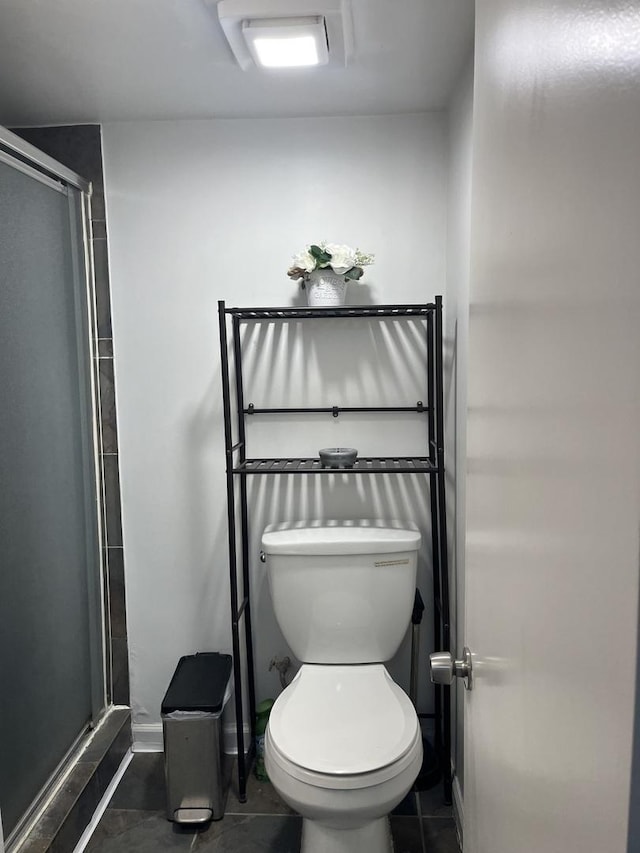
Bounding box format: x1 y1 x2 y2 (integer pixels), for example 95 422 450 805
261 521 421 664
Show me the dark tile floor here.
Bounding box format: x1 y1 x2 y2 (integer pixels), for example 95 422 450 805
84 753 459 853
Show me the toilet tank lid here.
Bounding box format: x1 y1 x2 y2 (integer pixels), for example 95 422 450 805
261 520 421 555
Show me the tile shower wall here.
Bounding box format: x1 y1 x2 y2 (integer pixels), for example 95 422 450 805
14 124 129 705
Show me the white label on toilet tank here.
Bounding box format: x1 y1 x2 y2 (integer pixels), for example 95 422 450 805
373 559 410 567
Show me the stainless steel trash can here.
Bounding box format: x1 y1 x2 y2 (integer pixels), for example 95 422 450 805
161 652 233 824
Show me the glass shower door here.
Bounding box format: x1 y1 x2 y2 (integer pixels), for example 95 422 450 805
0 146 105 840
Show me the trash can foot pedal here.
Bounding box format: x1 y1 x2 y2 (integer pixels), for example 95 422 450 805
173 807 213 824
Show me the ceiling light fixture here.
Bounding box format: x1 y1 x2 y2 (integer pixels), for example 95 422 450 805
214 0 352 71
242 17 329 68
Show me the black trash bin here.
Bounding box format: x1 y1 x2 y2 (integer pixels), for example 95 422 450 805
161 652 233 824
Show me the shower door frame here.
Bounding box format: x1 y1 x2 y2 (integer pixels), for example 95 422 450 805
0 126 108 849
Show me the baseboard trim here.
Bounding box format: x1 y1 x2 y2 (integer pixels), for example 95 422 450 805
132 722 251 755
223 723 251 755
131 724 163 753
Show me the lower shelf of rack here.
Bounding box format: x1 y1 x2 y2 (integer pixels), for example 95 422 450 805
233 457 439 474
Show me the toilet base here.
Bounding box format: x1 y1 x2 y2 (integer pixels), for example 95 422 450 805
301 816 392 853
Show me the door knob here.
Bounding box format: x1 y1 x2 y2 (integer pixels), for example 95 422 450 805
429 647 473 690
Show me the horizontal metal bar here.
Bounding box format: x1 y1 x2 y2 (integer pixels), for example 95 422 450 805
234 457 439 475
0 149 68 194
0 125 91 193
235 467 440 475
239 456 434 463
225 303 435 319
244 405 429 415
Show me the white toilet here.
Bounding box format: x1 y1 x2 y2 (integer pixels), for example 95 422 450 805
261 520 423 853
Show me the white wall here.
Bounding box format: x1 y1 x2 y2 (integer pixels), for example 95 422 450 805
445 53 474 810
102 115 447 745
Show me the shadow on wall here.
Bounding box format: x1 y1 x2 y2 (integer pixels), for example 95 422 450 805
241 316 428 413
232 317 437 711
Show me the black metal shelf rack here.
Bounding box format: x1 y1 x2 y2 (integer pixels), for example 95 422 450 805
218 297 451 804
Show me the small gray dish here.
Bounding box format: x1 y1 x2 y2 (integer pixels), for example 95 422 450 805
319 447 358 469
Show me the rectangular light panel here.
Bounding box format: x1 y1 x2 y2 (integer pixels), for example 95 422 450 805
242 16 329 68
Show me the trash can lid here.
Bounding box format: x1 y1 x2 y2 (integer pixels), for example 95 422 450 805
161 652 232 714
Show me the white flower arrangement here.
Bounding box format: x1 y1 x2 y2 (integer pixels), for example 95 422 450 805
287 242 374 282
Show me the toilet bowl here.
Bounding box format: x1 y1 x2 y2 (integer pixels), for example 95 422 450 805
261 521 423 853
264 664 422 853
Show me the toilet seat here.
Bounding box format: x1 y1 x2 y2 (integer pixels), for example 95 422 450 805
267 664 420 790
266 725 422 790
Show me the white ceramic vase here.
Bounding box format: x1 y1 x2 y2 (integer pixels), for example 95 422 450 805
305 269 347 306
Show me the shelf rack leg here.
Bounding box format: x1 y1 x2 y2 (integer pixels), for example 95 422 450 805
427 310 442 740
434 295 452 805
218 300 249 803
232 315 257 786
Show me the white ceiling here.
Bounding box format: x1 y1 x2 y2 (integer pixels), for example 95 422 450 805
0 0 474 126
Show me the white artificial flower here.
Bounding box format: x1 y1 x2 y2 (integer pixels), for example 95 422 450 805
355 250 375 266
291 249 316 273
324 243 357 274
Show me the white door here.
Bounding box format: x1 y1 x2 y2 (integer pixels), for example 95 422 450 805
461 2 640 852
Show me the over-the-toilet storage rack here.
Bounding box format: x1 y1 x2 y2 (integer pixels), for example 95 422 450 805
218 297 451 804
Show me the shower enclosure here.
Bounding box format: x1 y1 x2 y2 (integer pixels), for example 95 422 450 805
0 129 106 846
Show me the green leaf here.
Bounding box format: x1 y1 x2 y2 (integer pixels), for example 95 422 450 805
309 244 332 265
345 266 364 280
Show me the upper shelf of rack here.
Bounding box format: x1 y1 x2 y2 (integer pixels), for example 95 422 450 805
234 456 439 475
223 304 436 320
